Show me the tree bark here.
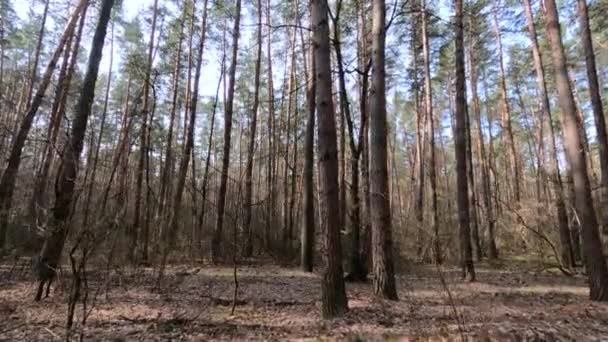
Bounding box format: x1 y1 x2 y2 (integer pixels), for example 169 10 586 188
577 0 608 241
212 0 242 263
421 0 440 263
370 0 398 300
0 0 87 251
36 0 114 298
133 0 159 262
522 0 573 268
311 0 348 318
243 0 263 258
492 2 520 202
454 0 475 282
543 0 608 301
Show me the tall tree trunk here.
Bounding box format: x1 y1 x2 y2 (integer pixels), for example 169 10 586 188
161 0 208 277
159 1 188 224
454 0 475 282
311 0 348 318
300 10 316 272
467 28 498 260
0 0 86 251
492 1 520 202
36 0 114 299
31 4 88 225
523 0 574 268
134 0 159 262
243 0 263 258
577 0 608 242
212 0 242 263
370 0 398 300
412 13 425 257
421 0 440 263
265 0 277 250
26 0 50 108
543 0 608 301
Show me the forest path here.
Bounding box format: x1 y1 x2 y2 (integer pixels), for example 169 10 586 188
1 261 607 340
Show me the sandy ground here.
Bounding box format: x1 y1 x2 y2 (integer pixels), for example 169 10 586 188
1 260 607 341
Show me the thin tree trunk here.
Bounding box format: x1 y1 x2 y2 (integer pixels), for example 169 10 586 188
468 31 497 260
421 0 440 264
160 0 209 282
243 0 263 258
212 0 242 263
26 0 50 108
133 0 159 263
492 2 520 202
159 1 188 223
300 0 316 272
0 0 87 251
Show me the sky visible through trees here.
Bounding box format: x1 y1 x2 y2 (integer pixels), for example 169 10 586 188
2 0 608 339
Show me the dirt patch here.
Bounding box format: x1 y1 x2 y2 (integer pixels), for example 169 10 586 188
0 262 607 341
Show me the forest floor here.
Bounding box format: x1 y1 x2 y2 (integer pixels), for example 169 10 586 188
1 259 607 341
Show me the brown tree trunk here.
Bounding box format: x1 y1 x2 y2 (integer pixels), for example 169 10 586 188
421 0 440 263
467 17 498 260
370 0 398 300
577 0 608 242
300 7 316 272
311 0 348 318
26 0 50 108
543 0 608 301
82 21 114 228
212 0 242 263
0 0 87 251
36 0 114 298
522 0 575 268
133 0 159 262
243 0 263 258
158 1 188 224
31 4 88 225
492 2 520 203
161 0 209 277
454 0 475 282
265 0 277 250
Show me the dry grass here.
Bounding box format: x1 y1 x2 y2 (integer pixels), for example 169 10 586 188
0 260 607 341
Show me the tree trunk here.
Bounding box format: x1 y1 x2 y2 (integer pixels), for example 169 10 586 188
161 0 209 278
0 0 87 251
301 11 316 272
421 0 440 264
36 0 114 298
212 0 242 263
454 0 475 282
31 3 88 225
26 0 50 108
492 2 520 203
370 0 398 300
82 21 114 228
467 16 497 260
523 0 574 268
159 1 188 225
311 0 348 318
243 0 263 258
133 0 159 263
543 0 608 301
577 0 608 242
